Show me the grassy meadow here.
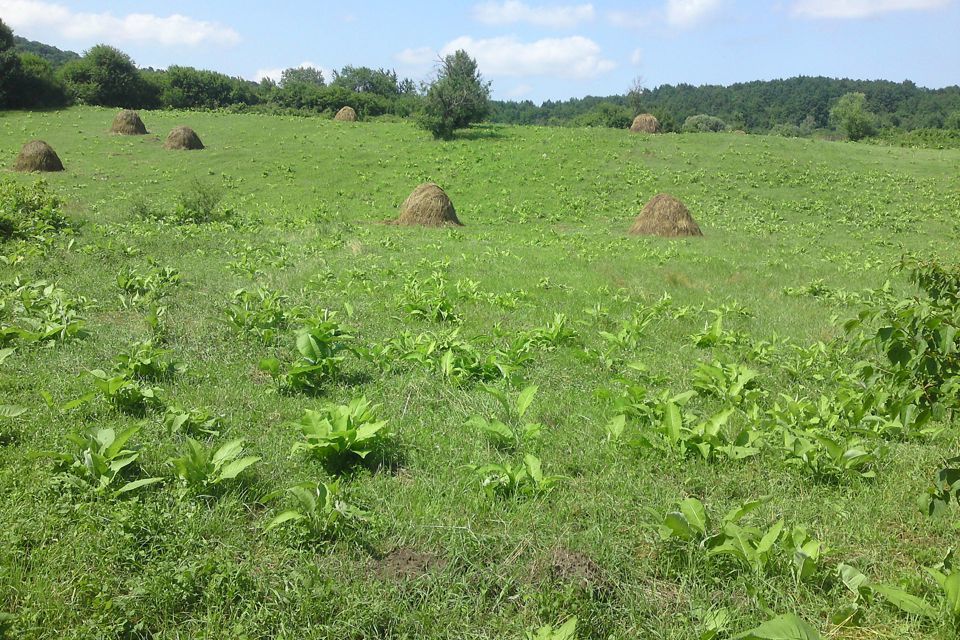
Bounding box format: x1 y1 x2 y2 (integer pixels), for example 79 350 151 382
1 106 959 639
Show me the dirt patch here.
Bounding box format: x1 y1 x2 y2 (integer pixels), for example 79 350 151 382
375 547 446 580
534 547 606 590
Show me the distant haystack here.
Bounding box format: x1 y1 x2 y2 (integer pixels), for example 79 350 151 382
629 193 702 238
392 183 462 227
111 110 147 135
164 126 204 150
629 114 660 134
334 106 357 122
14 140 64 173
732 129 747 135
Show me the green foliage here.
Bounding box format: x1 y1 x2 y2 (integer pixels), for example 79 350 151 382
225 287 297 343
58 44 145 107
468 385 543 450
266 480 366 542
33 425 162 494
734 614 822 640
291 396 391 471
0 178 68 242
0 278 87 347
168 438 260 490
682 114 727 133
280 66 326 88
469 454 566 498
162 405 222 437
417 50 491 139
918 456 960 517
525 617 578 640
830 92 876 141
259 311 351 393
116 266 181 306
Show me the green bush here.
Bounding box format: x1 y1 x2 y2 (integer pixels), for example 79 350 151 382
682 114 727 133
0 178 68 241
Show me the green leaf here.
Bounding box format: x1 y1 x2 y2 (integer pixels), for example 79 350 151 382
723 498 769 525
115 477 164 494
757 519 785 555
662 511 695 541
606 414 626 442
516 385 538 419
0 405 26 418
0 348 13 364
217 456 261 481
944 571 960 617
734 613 822 640
837 563 869 596
212 438 246 465
870 583 937 618
663 402 682 444
265 510 304 531
679 497 709 536
524 454 543 484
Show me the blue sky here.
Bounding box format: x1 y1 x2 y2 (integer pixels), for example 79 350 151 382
1 1 957 102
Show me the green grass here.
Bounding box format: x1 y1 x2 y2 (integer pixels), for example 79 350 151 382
1 106 959 639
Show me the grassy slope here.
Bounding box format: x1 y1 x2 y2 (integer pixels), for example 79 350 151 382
1 106 959 639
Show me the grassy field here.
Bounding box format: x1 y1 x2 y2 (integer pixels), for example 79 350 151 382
1 106 959 639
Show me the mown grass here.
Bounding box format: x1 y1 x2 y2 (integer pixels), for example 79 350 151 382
1 106 959 639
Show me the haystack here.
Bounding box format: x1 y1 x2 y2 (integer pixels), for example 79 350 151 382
164 126 204 150
111 110 147 135
629 193 702 237
629 114 660 134
334 106 357 122
13 140 64 172
393 183 462 226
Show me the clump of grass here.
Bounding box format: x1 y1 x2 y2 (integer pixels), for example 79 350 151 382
130 179 230 224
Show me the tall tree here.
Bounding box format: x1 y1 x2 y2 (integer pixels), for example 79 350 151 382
59 44 142 106
417 50 491 140
829 92 876 141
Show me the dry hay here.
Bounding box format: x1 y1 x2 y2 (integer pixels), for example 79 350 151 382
110 110 147 135
732 129 747 135
334 106 357 122
13 140 64 172
392 183 462 227
164 126 204 150
629 113 660 134
629 193 703 238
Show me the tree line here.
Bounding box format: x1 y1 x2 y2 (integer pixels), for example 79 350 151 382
3 18 958 141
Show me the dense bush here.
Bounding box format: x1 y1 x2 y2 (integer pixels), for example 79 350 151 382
0 179 68 241
682 114 727 132
573 102 633 129
830 92 877 141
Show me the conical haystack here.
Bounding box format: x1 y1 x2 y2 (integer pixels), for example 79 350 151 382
14 140 64 172
629 114 660 134
334 106 357 122
393 183 462 226
629 193 702 237
164 126 204 150
111 110 147 135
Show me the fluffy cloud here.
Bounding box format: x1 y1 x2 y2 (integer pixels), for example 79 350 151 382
792 0 950 18
440 35 615 79
665 0 723 27
630 48 644 65
395 46 437 66
254 62 328 84
0 0 240 46
471 1 595 28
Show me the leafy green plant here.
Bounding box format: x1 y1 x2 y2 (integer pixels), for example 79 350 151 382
692 360 763 406
468 385 542 450
630 403 762 463
918 455 960 516
116 266 181 306
0 178 68 242
0 278 87 346
525 617 577 640
469 454 567 498
84 368 163 416
265 480 366 542
168 438 260 490
33 426 162 494
162 405 223 437
399 275 459 323
259 311 351 393
113 339 181 381
781 430 886 482
225 287 297 343
691 310 744 348
522 313 578 350
291 396 392 471
734 614 822 640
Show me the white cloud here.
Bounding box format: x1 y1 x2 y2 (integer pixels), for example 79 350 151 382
440 35 615 79
792 0 950 18
395 46 437 65
630 48 643 65
471 1 595 28
254 62 329 84
665 0 722 27
0 0 240 46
